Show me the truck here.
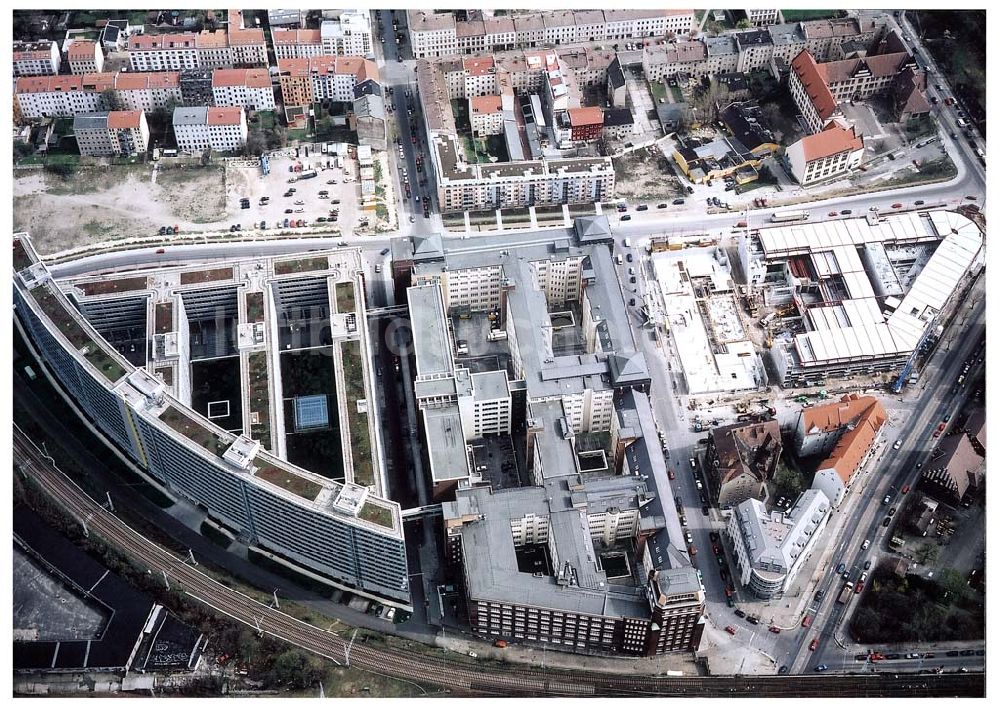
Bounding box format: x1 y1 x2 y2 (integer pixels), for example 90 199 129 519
770 210 809 224
836 583 854 605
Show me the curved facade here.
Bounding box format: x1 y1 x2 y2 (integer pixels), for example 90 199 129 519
13 234 410 609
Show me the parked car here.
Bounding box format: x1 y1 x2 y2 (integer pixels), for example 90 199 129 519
769 626 781 634
621 215 632 221
725 626 737 635
734 609 746 618
809 638 819 651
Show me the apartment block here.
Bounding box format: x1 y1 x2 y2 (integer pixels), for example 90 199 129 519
409 9 695 59
128 27 266 72
67 39 104 74
786 122 864 185
744 9 780 27
173 106 247 153
705 419 782 508
73 110 149 157
180 68 215 106
211 68 276 111
272 28 323 59
276 56 380 107
14 74 109 119
114 71 183 113
321 10 374 58
469 94 503 136
13 40 61 76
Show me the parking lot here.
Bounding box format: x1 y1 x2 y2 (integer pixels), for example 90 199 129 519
226 152 366 233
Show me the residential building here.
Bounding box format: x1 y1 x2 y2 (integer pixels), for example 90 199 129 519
469 94 503 137
114 71 183 113
566 106 604 141
13 234 410 610
100 19 135 52
734 29 773 72
321 10 374 58
14 74 109 119
607 56 627 107
728 490 831 599
128 28 266 72
795 394 887 506
13 40 60 76
744 9 780 27
921 432 984 504
602 107 635 140
706 419 782 508
786 121 864 185
180 68 215 107
73 110 149 157
211 68 275 111
409 9 695 59
267 9 306 28
271 28 323 59
67 40 104 74
276 56 380 107
172 106 247 153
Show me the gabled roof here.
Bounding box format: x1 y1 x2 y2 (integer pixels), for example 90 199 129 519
107 110 143 129
791 50 838 121
68 40 99 60
206 107 243 126
809 394 887 484
794 122 863 162
567 106 604 127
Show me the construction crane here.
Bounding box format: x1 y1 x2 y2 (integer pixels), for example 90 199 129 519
891 316 939 393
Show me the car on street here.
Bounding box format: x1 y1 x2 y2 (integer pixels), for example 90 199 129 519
828 211 838 217
882 516 891 527
889 507 897 516
815 589 826 601
621 215 632 221
380 248 390 256
745 615 760 626
862 539 870 550
734 609 746 618
668 470 675 480
864 560 872 570
814 665 828 672
883 494 891 505
840 209 852 215
769 625 781 634
893 440 902 450
809 638 819 651
836 563 846 575
902 484 910 494
778 666 789 675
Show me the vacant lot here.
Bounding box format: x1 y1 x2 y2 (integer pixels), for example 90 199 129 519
614 149 686 202
13 164 228 255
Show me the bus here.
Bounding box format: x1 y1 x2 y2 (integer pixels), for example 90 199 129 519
770 210 810 223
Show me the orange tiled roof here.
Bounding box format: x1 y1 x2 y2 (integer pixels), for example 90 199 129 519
206 106 243 125
800 122 863 162
791 50 838 121
68 40 99 60
107 110 143 129
568 106 604 127
809 394 887 484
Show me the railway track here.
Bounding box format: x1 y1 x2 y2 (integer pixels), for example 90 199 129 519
13 427 983 698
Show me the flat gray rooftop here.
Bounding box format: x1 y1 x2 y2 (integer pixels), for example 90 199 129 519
408 283 454 378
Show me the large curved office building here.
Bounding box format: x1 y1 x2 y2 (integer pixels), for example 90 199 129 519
13 234 411 610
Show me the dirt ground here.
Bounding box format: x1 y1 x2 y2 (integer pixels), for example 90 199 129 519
13 164 229 255
613 147 686 202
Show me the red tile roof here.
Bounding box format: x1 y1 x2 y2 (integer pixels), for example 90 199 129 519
470 94 502 115
68 40 99 60
272 28 321 45
799 122 863 162
807 394 887 484
462 55 495 77
568 106 604 127
212 68 271 88
107 110 143 129
206 107 243 126
791 50 838 121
